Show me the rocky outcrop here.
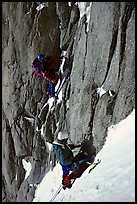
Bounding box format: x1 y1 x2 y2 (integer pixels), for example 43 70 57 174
68 2 135 150
2 2 135 202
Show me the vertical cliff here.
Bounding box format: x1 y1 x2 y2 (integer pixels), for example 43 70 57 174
2 2 135 202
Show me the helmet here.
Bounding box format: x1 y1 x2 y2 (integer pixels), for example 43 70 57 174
38 54 45 62
57 130 68 142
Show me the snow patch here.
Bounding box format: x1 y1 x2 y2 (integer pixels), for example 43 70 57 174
68 2 72 7
76 2 92 32
36 3 47 11
22 159 32 179
24 116 35 125
97 85 106 97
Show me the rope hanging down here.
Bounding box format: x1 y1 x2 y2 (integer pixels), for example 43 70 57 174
49 185 62 202
49 179 76 202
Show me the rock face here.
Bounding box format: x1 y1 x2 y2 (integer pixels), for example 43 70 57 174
2 2 135 202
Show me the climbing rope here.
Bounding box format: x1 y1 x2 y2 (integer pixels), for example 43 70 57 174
49 179 76 202
49 184 63 202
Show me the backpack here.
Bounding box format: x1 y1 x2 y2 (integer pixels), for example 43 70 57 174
80 139 96 157
53 143 74 165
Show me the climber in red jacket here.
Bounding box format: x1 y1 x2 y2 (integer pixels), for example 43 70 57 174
32 53 62 83
32 53 63 96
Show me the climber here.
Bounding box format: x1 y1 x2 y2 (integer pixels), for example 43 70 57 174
52 131 96 190
32 53 63 96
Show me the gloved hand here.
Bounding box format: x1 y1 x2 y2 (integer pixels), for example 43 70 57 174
62 176 72 190
62 176 66 185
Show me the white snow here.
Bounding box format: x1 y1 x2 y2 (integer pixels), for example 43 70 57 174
47 142 53 151
36 3 46 11
76 2 87 19
24 116 35 125
32 109 135 202
60 51 67 74
97 85 106 97
109 90 113 96
66 99 69 110
76 2 92 32
68 2 72 7
86 3 92 32
22 159 32 179
97 86 116 98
